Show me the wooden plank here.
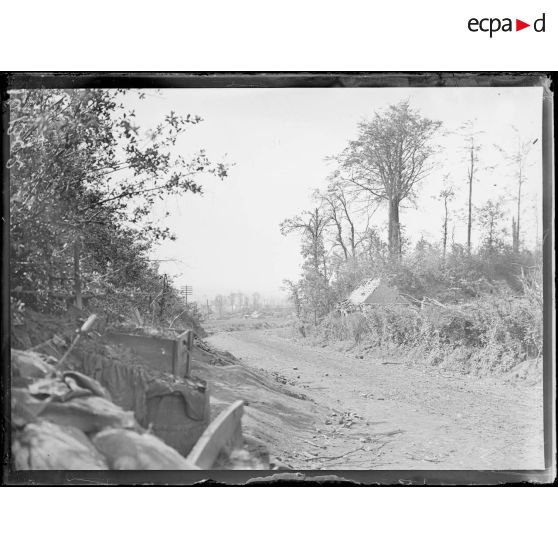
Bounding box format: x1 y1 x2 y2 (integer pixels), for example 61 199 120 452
104 331 175 376
187 400 244 469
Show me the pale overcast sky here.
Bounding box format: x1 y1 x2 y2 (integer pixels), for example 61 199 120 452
125 87 543 302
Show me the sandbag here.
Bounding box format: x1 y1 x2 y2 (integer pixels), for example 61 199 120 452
92 428 196 470
28 372 111 403
13 421 108 470
146 376 208 421
11 349 56 379
11 388 50 427
145 376 209 456
39 396 137 433
82 351 210 456
63 371 111 400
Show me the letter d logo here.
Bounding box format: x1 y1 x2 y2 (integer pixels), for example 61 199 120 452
534 13 546 32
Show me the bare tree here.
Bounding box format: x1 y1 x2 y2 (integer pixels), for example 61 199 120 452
280 207 330 280
240 292 250 310
228 292 235 312
438 175 455 260
213 294 224 318
336 101 441 259
460 120 484 255
280 207 333 324
314 179 362 260
495 129 536 253
315 186 349 261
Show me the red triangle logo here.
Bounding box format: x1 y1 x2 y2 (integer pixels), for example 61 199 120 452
516 19 530 31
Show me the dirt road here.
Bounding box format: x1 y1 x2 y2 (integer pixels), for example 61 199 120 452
207 328 544 470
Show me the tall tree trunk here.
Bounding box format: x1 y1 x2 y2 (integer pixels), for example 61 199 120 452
388 197 401 259
334 221 348 260
329 203 348 260
512 217 518 253
339 196 356 256
467 149 474 255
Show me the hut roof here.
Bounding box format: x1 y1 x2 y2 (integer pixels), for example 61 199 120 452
348 277 402 305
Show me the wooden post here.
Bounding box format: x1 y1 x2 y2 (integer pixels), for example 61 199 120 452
184 330 194 378
172 329 195 379
73 238 83 310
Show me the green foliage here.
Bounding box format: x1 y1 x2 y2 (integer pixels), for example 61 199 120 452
336 101 442 258
281 207 335 324
318 271 542 376
477 198 507 255
336 248 542 373
9 88 229 321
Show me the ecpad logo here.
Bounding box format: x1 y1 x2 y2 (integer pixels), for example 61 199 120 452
468 13 546 37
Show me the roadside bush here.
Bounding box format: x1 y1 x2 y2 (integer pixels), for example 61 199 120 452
316 290 542 376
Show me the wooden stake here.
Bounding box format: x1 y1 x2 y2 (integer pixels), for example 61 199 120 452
184 330 194 378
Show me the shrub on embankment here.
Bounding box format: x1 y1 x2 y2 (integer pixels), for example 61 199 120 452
316 294 542 376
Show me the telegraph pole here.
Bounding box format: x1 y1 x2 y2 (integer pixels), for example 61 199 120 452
181 285 193 306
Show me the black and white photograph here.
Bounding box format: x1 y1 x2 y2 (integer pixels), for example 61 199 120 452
2 74 554 482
